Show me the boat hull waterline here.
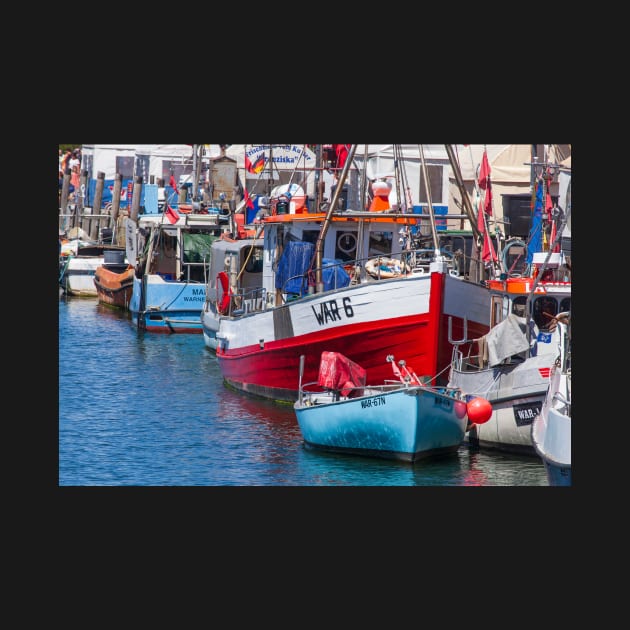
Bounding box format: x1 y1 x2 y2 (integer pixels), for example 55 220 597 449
216 272 491 403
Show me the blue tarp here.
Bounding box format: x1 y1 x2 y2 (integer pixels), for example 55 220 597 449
275 240 350 296
143 184 159 214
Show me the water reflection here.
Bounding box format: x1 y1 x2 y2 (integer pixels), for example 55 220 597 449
59 296 549 486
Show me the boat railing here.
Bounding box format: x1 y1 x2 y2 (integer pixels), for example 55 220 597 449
229 286 267 316
298 380 411 404
279 246 462 300
180 260 210 284
217 246 465 316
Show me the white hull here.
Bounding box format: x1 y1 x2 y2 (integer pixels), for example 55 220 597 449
59 256 103 296
531 321 571 485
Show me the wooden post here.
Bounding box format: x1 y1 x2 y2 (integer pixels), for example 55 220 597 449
89 171 105 241
129 176 143 222
111 173 122 225
110 173 123 245
60 168 71 219
59 168 74 232
77 169 86 213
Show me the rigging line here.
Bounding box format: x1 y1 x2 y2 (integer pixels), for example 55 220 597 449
392 145 403 212
396 145 413 212
285 144 308 189
359 145 368 211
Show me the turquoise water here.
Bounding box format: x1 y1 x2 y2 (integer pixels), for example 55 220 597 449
58 296 549 486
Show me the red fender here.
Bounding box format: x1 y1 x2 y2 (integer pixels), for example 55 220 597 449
216 271 231 314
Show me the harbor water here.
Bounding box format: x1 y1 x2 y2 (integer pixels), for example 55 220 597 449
58 295 550 486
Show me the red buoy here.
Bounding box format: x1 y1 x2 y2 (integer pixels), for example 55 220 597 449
467 397 492 424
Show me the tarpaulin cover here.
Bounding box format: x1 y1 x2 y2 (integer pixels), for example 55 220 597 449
317 351 366 397
276 241 350 295
183 233 218 263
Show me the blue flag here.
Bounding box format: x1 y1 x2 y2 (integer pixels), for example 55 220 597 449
526 179 543 264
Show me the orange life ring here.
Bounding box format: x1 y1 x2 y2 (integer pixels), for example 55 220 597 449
216 271 231 314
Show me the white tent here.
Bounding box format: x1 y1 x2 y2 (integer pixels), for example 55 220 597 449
81 144 137 180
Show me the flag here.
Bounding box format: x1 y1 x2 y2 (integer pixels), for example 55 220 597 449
333 144 349 169
476 149 497 263
169 174 178 194
244 187 254 211
526 178 544 263
478 149 491 190
165 204 180 224
245 153 265 174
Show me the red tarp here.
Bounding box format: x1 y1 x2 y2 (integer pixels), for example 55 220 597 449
317 351 366 397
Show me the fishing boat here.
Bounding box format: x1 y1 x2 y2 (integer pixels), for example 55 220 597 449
128 210 222 333
202 145 494 403
293 351 492 462
59 230 126 297
93 249 135 309
531 311 571 485
447 157 571 455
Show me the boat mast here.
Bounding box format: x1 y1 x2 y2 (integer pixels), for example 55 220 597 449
418 144 440 255
444 144 482 241
192 144 202 204
314 144 357 292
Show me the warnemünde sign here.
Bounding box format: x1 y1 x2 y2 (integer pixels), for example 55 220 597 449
245 145 316 168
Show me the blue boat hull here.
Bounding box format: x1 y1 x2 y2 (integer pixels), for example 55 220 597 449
294 386 469 463
129 275 206 333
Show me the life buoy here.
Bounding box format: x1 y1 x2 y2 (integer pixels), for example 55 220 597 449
216 271 231 314
337 232 357 255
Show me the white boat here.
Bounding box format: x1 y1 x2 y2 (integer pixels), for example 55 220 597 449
448 311 565 455
59 241 126 297
531 312 571 485
293 352 492 463
447 203 571 455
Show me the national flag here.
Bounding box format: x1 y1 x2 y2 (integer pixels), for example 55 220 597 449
245 153 265 174
165 204 180 224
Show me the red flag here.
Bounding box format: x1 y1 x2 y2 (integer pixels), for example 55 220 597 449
244 188 254 211
484 184 493 215
549 218 561 253
476 150 497 263
333 144 349 169
481 229 497 263
545 190 553 213
478 149 491 190
476 192 485 233
165 205 180 224
169 174 178 193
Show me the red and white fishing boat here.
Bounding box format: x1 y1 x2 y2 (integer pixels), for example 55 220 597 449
202 145 493 403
